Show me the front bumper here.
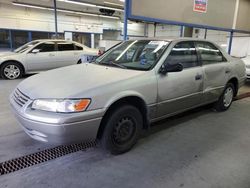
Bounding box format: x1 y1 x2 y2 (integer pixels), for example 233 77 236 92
10 90 104 144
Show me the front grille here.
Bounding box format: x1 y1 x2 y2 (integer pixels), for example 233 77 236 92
13 89 30 107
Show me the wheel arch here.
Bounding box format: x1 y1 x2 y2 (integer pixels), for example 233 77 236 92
97 95 150 139
227 77 239 97
0 60 25 73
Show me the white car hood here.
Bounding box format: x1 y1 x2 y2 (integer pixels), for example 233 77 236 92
0 52 16 57
17 63 145 99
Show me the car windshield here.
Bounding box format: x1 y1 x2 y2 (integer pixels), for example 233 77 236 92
14 41 40 53
95 40 170 71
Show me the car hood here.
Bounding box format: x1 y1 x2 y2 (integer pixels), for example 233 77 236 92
0 52 16 57
17 63 145 99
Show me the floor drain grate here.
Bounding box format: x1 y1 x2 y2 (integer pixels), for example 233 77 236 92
0 141 97 176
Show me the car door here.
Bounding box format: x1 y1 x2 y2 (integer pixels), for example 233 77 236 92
54 42 79 68
25 41 57 72
195 41 230 103
156 41 203 118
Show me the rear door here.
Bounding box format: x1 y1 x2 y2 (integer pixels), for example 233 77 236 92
26 41 57 72
195 41 231 103
55 42 79 68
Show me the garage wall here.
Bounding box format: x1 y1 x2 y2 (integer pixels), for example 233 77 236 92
236 0 250 31
131 0 237 30
0 1 145 38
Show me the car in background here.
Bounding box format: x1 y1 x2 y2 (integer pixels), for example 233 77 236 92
0 39 99 79
241 55 250 80
10 38 246 154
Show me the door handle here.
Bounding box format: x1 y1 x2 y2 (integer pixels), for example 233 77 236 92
49 54 55 57
195 74 203 80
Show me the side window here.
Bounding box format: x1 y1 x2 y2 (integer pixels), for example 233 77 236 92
57 43 75 51
165 41 198 69
34 42 55 52
196 42 226 64
75 44 83 51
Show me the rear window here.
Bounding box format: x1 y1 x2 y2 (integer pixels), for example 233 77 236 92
57 43 75 51
195 42 227 64
75 45 83 50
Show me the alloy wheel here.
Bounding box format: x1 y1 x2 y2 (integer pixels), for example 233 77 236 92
3 65 21 79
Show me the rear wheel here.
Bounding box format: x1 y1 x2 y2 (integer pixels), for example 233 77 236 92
100 105 143 155
214 83 235 111
0 62 23 80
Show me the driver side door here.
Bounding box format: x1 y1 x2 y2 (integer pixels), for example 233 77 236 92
156 41 204 118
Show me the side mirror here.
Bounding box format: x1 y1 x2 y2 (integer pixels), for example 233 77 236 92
31 49 40 54
159 63 183 75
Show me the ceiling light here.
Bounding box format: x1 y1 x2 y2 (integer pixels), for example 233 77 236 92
57 0 96 7
12 2 120 19
57 0 124 12
104 1 124 7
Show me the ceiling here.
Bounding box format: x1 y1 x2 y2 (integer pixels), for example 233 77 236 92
1 0 124 18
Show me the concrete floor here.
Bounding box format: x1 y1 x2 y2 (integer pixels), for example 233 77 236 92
1 77 250 188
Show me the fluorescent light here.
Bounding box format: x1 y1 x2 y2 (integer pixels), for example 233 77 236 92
104 1 124 7
12 2 52 10
57 0 124 12
57 0 96 7
12 2 120 19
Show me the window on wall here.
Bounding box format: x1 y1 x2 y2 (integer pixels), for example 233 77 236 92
73 33 91 47
94 34 101 48
0 30 10 49
12 31 29 49
32 32 50 41
49 33 64 39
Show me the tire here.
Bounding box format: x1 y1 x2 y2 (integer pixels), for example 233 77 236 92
0 62 23 80
100 105 143 155
214 83 235 112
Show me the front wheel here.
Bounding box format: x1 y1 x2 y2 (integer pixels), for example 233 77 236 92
100 105 143 155
0 62 23 80
214 83 235 112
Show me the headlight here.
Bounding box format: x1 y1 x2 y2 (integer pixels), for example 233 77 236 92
31 99 91 113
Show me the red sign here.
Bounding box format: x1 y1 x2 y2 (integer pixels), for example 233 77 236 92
194 0 208 13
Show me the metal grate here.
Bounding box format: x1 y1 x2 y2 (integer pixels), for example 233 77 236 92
13 89 30 107
0 141 97 176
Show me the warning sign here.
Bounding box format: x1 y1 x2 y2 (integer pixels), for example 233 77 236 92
193 0 208 13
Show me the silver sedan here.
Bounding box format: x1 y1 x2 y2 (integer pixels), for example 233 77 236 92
10 38 246 154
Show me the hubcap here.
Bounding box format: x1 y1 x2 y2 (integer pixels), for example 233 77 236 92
4 65 20 79
223 87 233 107
112 117 136 146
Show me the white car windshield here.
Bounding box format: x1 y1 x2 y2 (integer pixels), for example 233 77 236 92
14 41 40 53
96 40 170 71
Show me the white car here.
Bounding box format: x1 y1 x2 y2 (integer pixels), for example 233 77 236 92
0 39 99 79
241 56 250 80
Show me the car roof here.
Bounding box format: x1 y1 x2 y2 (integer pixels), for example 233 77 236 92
33 39 78 43
128 37 213 43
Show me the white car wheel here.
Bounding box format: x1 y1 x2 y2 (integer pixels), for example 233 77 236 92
1 62 23 80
